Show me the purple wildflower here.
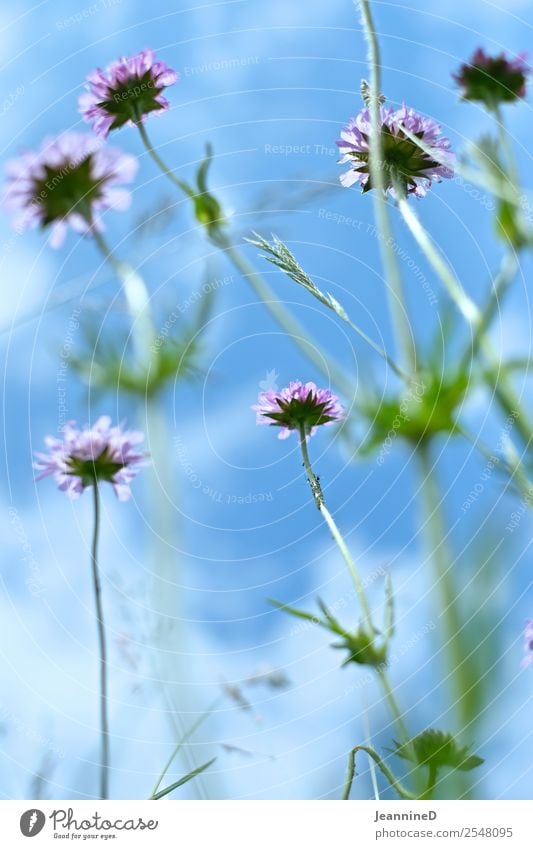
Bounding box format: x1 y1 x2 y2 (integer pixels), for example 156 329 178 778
34 416 147 501
79 49 179 136
337 103 454 198
253 381 344 440
454 49 529 107
2 132 137 248
522 620 533 669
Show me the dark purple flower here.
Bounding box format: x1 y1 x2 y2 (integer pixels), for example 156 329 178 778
34 417 147 501
522 620 533 669
79 49 179 136
454 49 529 107
337 103 454 198
2 132 137 248
253 381 344 440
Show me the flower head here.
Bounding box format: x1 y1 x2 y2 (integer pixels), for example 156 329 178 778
522 620 533 669
3 132 137 247
454 49 529 107
337 103 454 198
79 49 179 136
34 416 147 501
253 380 344 440
395 729 484 773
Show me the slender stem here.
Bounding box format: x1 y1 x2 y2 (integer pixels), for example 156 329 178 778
359 0 416 371
417 444 472 734
492 104 520 189
343 745 417 800
150 697 221 800
90 482 109 800
298 426 373 632
393 178 479 326
457 252 517 373
137 121 194 197
298 425 413 752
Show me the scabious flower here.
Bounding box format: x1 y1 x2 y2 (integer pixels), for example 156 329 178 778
253 381 344 440
2 132 137 248
79 49 179 136
522 620 533 669
454 49 529 107
34 416 146 501
337 103 454 198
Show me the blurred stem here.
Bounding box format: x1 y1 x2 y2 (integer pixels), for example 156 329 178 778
343 745 416 801
298 425 411 749
137 121 194 197
457 252 518 373
91 229 155 367
359 0 417 371
90 481 109 800
417 443 473 735
492 104 520 188
150 696 222 799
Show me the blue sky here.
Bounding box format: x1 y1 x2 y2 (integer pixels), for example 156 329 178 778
0 0 532 800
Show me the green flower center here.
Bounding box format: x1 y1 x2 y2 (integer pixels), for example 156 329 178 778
67 450 125 487
33 155 103 224
462 61 526 105
98 70 165 130
351 126 441 192
265 391 337 432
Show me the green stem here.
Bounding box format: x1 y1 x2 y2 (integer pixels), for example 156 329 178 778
393 178 479 325
457 252 517 373
417 444 472 734
343 745 417 800
492 104 520 189
150 697 221 800
298 425 412 750
359 0 416 371
90 482 109 800
137 121 194 197
422 764 438 800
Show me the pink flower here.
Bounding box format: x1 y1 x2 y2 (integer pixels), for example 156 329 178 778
2 132 137 248
337 103 454 198
80 49 179 136
253 381 344 440
34 417 147 501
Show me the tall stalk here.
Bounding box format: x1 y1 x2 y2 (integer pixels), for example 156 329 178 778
358 0 416 371
416 444 474 734
90 481 109 799
298 424 411 748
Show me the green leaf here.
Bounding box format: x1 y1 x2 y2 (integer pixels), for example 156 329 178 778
269 598 321 625
151 758 216 800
